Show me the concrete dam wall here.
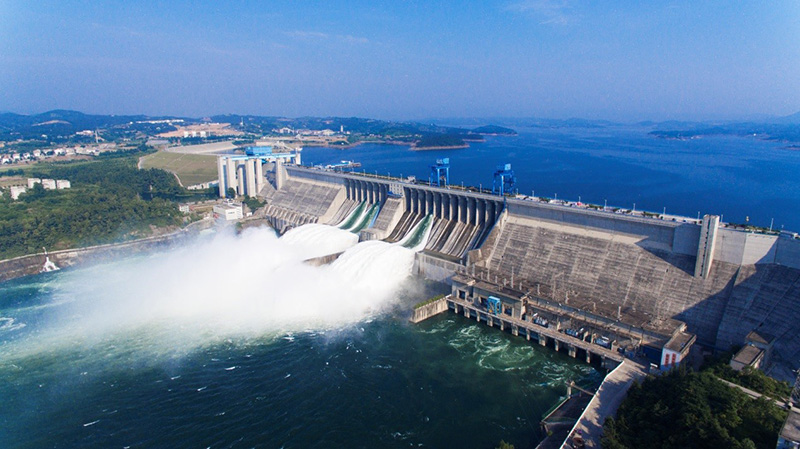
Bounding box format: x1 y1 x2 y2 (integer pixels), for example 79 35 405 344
479 210 800 378
262 165 800 378
268 166 504 260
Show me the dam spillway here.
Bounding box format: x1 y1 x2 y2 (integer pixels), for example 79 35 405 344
260 163 800 379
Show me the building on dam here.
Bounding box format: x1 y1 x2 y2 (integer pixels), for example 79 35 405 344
233 158 800 378
216 145 301 198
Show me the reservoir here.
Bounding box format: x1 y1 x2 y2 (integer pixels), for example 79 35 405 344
303 124 800 231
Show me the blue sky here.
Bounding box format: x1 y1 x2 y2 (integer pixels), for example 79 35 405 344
1 1 798 121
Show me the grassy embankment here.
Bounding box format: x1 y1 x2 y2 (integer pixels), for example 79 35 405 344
139 151 218 187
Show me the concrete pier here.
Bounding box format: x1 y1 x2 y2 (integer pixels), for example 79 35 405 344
445 295 623 366
409 297 449 323
564 360 647 448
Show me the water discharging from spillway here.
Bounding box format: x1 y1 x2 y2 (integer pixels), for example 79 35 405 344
0 218 601 449
338 201 367 231
280 223 359 259
0 214 437 360
349 203 381 233
398 215 433 250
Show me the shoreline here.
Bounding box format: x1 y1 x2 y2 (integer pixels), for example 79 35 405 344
409 144 470 151
302 139 474 151
0 219 215 283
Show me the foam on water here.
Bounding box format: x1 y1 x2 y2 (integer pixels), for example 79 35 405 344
0 317 26 333
0 224 418 360
279 223 359 258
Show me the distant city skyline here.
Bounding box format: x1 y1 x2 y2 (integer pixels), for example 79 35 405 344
1 1 798 121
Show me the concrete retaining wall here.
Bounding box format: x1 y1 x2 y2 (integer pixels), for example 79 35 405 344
0 231 192 283
414 253 461 283
285 166 347 186
410 297 448 323
673 223 701 256
777 238 800 270
303 252 343 267
714 229 800 268
505 199 680 248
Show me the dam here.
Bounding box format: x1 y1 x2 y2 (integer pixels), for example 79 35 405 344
254 159 800 379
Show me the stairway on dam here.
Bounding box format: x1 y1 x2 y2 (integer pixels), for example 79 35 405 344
369 197 404 237
263 179 345 232
485 216 739 345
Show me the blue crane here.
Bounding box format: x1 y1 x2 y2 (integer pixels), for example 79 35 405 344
429 158 450 187
492 163 516 196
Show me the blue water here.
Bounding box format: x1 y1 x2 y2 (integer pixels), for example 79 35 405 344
0 260 600 449
303 125 800 231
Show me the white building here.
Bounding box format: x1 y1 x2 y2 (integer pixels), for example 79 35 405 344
55 180 71 189
41 179 57 189
10 186 26 200
27 178 42 188
660 331 696 369
213 202 243 221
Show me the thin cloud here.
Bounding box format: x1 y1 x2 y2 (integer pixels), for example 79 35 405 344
285 30 369 44
505 0 576 25
286 30 331 40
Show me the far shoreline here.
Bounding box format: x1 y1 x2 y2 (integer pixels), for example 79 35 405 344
301 140 473 151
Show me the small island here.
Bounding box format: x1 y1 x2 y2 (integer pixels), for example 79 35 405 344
410 133 470 150
471 125 518 136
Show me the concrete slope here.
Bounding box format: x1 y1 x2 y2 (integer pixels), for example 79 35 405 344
488 214 738 346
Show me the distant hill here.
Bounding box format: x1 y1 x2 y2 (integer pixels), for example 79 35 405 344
0 110 153 137
774 111 800 125
649 121 800 144
0 111 490 152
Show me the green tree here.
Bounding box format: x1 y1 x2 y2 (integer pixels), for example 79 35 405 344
601 369 786 449
495 440 514 449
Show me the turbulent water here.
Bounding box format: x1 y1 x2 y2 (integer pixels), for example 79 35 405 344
0 226 600 448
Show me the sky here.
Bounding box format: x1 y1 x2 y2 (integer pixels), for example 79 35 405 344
1 1 798 121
